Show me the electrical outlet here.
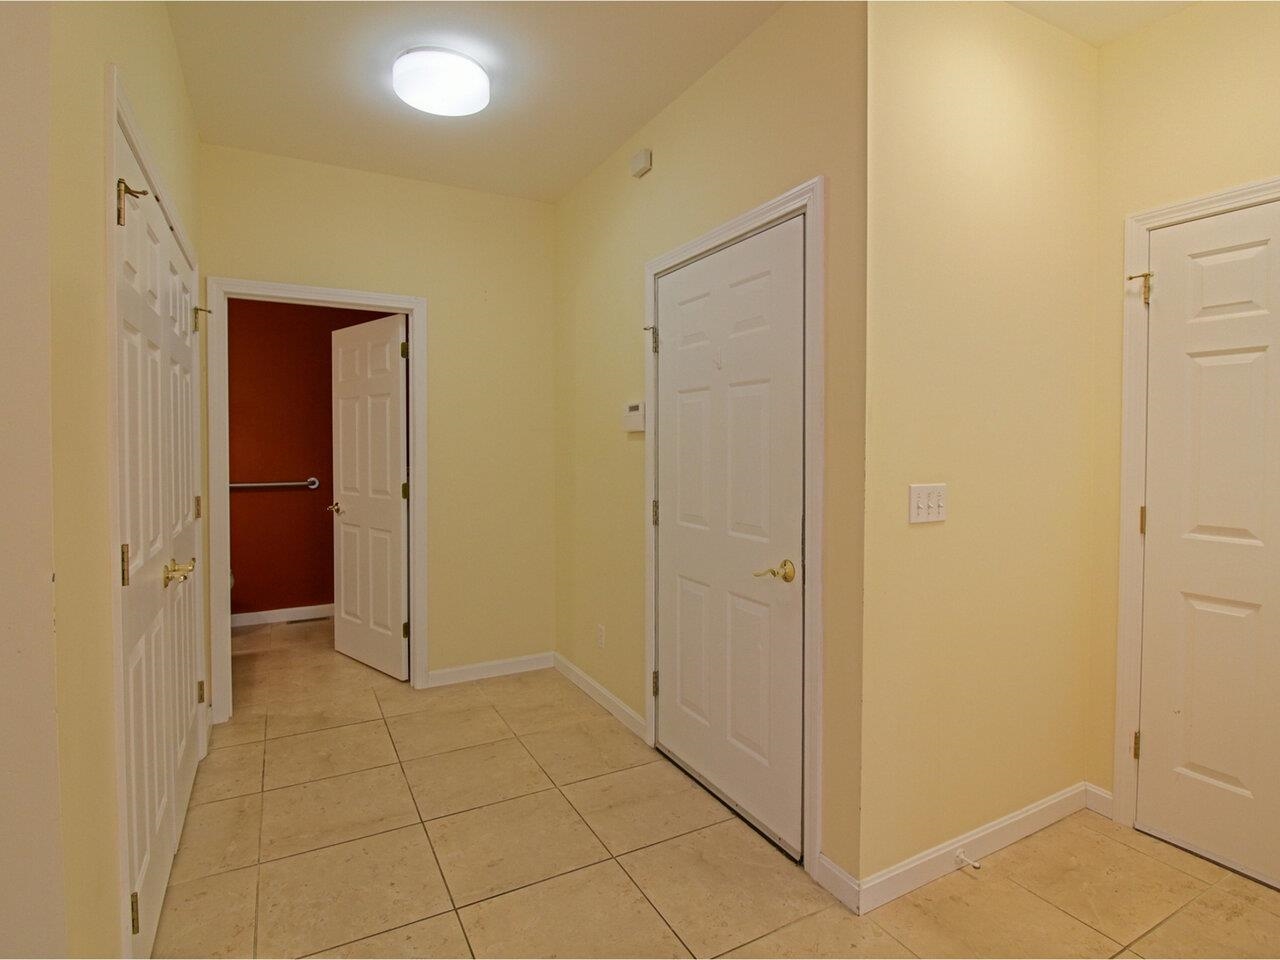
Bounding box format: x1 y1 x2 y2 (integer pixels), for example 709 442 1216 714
595 624 606 649
908 483 948 523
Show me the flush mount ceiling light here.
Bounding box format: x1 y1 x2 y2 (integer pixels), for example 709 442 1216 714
392 48 490 117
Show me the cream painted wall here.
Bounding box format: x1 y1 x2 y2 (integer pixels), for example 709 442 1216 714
552 2 867 872
49 3 201 952
0 4 68 954
35 4 1280 946
862 1 1098 875
198 146 558 672
1087 1 1280 788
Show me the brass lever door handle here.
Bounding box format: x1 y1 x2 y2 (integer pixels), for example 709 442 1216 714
163 557 196 588
327 502 343 515
752 559 796 583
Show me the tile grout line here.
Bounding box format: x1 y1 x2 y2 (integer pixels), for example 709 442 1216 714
253 709 468 959
250 622 274 959
477 677 829 958
1116 879 1235 955
995 864 1170 951
485 718 699 960
194 754 405 812
264 759 404 795
454 856 610 912
419 804 738 916
385 711 477 960
1071 811 1230 884
510 703 708 958
597 814 736 859
258 708 463 959
878 921 922 960
238 624 406 957
296 907 461 959
457 681 685 948
705 903 836 959
262 816 423 867
195 702 618 877
397 731 515 765
999 816 1224 949
417 780 556 826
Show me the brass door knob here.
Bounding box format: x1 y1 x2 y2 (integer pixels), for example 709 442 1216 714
327 502 343 515
752 558 796 583
163 557 196 588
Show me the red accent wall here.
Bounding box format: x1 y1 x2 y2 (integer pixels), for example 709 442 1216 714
228 299 390 615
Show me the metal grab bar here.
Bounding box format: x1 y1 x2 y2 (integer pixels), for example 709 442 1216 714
230 477 320 490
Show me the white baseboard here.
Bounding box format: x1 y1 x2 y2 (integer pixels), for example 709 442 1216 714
1085 783 1114 818
856 781 1093 913
230 603 333 628
425 651 554 688
553 654 647 738
810 853 861 913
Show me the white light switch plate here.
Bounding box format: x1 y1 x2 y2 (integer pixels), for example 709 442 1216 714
908 483 947 523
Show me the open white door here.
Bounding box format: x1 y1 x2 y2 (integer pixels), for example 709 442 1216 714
331 315 409 679
114 123 203 955
1138 199 1280 885
655 216 805 856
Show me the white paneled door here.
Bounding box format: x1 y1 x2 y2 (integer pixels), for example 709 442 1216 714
331 315 409 679
115 124 203 955
1138 199 1280 885
656 216 805 856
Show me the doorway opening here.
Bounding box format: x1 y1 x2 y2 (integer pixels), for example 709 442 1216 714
207 279 429 724
227 300 392 630
1116 178 1280 889
643 178 826 873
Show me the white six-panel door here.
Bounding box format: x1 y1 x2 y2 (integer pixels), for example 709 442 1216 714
115 123 203 955
656 216 805 855
1138 199 1280 885
331 315 409 679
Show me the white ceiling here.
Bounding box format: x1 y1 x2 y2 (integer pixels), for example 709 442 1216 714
167 1 780 202
1009 1 1192 46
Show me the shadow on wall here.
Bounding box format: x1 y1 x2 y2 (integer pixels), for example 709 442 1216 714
228 298 390 615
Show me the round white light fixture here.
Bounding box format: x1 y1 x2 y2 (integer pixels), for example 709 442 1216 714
392 48 490 117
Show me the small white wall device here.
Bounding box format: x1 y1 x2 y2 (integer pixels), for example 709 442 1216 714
622 401 646 432
908 483 948 523
630 148 653 179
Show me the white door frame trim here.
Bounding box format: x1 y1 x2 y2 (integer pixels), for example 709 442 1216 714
1115 174 1280 826
206 278 429 722
643 176 826 872
104 67 206 955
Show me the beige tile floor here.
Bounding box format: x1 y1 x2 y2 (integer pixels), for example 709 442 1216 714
155 619 1280 959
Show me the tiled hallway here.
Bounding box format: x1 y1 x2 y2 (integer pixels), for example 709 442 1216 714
155 620 1280 959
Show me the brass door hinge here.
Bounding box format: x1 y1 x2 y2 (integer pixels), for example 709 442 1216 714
401 481 409 500
1127 271 1154 306
1132 730 1141 760
194 494 202 519
116 178 148 226
120 544 130 587
652 670 659 696
192 306 211 332
402 621 409 639
130 891 140 935
197 680 205 704
400 341 408 359
651 500 659 526
1139 505 1147 535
